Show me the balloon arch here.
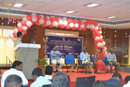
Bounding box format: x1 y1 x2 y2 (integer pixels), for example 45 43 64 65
9 13 107 55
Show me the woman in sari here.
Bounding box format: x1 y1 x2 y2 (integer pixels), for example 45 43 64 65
94 48 106 73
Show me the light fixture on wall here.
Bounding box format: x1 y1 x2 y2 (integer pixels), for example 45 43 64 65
66 11 75 14
13 3 23 7
87 3 99 7
107 16 116 19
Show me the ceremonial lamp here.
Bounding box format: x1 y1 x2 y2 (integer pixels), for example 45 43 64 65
43 38 48 58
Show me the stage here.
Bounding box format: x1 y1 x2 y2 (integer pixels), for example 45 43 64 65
1 69 129 87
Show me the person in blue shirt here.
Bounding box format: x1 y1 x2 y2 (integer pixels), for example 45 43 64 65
50 45 64 73
80 47 94 76
104 72 123 85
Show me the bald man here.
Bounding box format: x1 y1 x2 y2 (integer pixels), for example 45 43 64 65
107 48 120 73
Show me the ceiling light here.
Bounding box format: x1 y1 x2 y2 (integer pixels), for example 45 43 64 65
87 4 99 7
14 3 23 7
66 11 75 14
107 16 116 19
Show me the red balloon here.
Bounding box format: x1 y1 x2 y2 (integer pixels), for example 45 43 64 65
94 41 98 44
94 30 98 35
21 21 26 26
95 46 99 49
22 30 27 35
59 24 64 28
91 20 95 24
90 28 94 31
49 17 55 22
82 28 86 31
84 22 88 26
67 19 71 24
97 33 101 37
35 20 39 25
97 27 102 31
65 25 70 29
36 15 41 20
101 45 105 49
77 20 82 25
27 14 32 21
92 34 96 38
27 26 31 29
86 19 91 24
102 51 106 54
77 27 81 30
43 17 48 21
49 24 53 28
55 17 60 22
42 23 46 27
71 27 75 30
72 20 76 24
98 38 103 43
94 22 99 27
18 27 23 31
13 33 17 38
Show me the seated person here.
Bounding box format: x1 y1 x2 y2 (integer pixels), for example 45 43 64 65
104 72 123 85
52 72 70 87
93 80 106 87
4 75 22 87
107 48 120 73
31 67 51 87
80 47 94 75
123 76 130 87
50 45 64 73
44 65 53 80
1 61 28 87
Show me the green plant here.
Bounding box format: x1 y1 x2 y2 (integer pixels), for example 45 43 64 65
35 57 48 71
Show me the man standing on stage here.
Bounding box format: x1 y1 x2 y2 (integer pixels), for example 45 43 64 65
107 48 120 73
80 47 94 76
50 45 64 73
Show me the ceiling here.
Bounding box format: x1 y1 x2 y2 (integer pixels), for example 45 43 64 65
0 0 130 29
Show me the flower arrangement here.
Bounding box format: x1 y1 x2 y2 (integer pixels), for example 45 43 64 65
82 58 90 65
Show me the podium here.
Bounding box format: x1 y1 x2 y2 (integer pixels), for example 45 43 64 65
15 43 41 79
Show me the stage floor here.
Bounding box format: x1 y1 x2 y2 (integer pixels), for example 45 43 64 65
1 69 129 87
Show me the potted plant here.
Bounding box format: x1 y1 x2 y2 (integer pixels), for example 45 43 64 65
35 57 48 72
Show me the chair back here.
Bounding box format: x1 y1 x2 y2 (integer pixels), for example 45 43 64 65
79 57 82 65
75 76 96 87
106 83 123 87
92 56 95 65
65 55 75 64
42 84 52 87
104 57 109 65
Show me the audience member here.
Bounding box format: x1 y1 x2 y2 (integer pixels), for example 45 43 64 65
93 80 106 87
4 75 22 87
104 72 122 85
44 65 53 80
52 72 70 87
123 76 130 87
30 67 51 87
1 61 28 87
0 67 2 78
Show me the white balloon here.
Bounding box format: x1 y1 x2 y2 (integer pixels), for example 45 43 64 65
105 47 107 50
90 24 95 29
53 21 58 26
55 25 59 28
102 41 106 45
100 31 102 34
63 21 68 26
46 16 50 21
69 23 74 28
14 28 18 33
9 34 14 39
81 24 85 28
62 17 67 21
26 21 32 27
22 16 27 21
39 19 44 24
87 25 91 28
100 35 103 39
31 13 36 17
95 27 98 30
75 23 79 28
32 17 37 22
41 15 44 19
17 23 22 27
23 26 27 31
46 20 51 25
94 36 100 41
58 20 63 25
97 43 102 47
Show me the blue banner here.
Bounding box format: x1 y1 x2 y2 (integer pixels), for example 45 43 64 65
45 35 83 58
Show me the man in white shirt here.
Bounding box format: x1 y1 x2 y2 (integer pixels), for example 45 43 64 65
31 67 51 87
1 61 28 87
123 76 130 87
107 48 120 73
44 65 53 80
